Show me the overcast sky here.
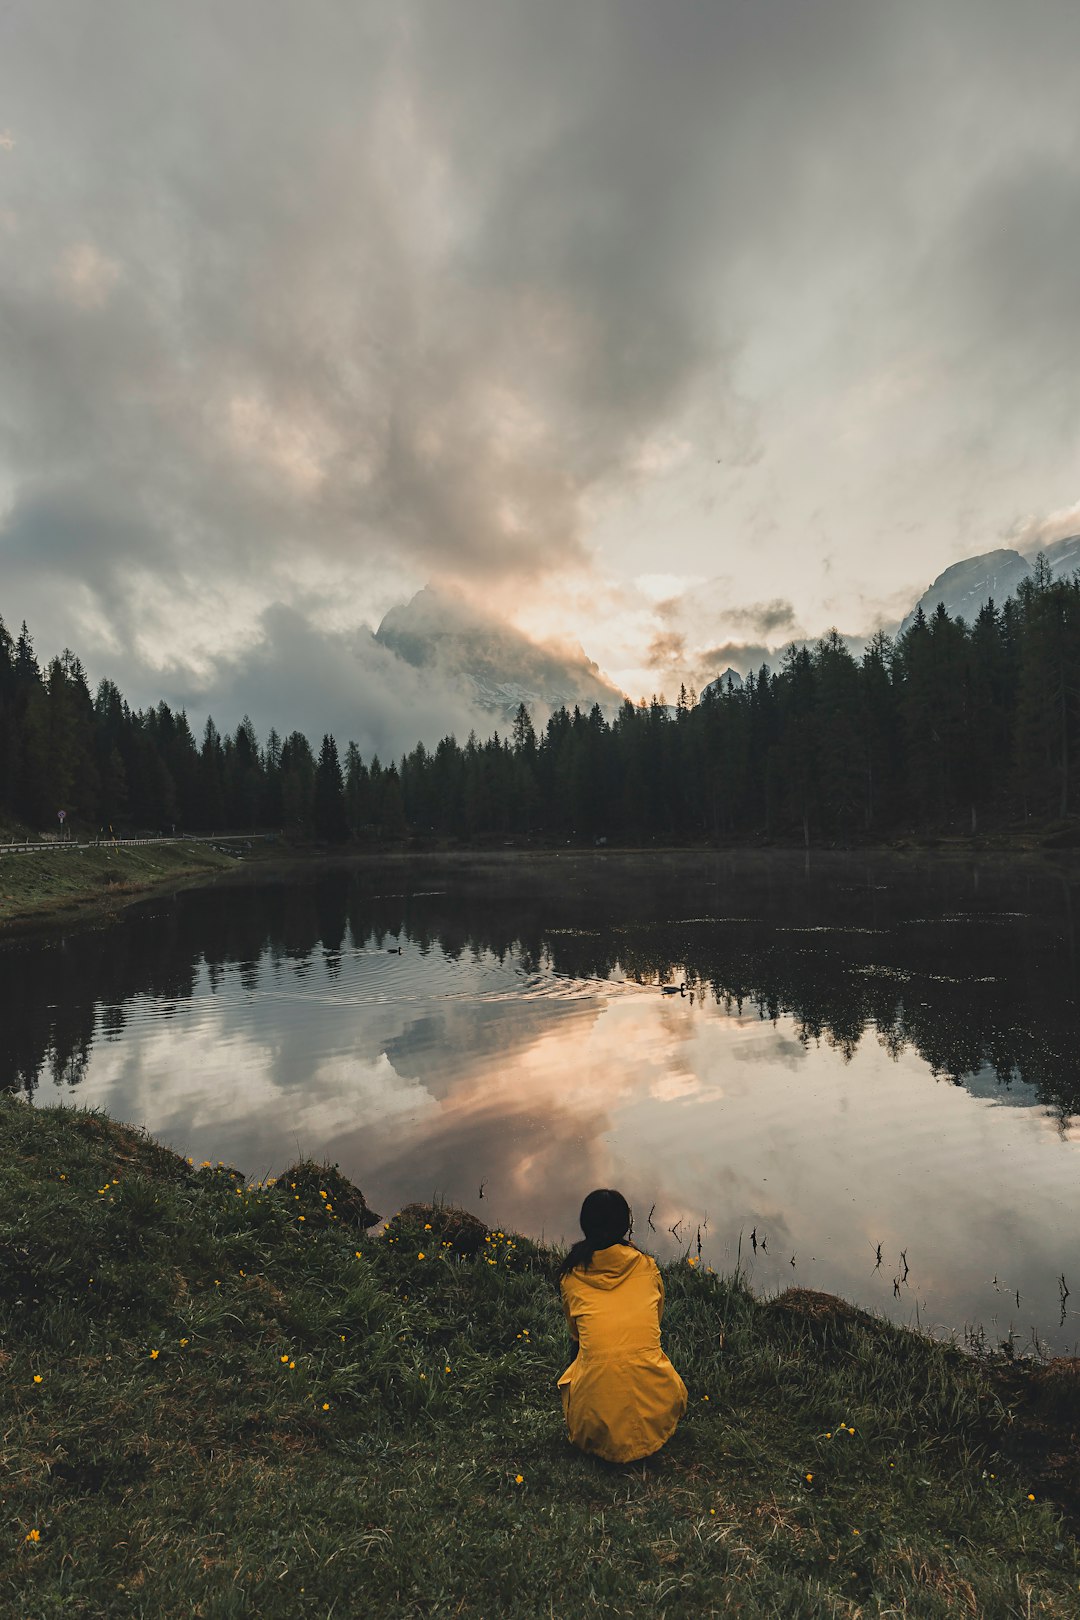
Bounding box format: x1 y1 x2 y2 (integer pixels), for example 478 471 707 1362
3 0 1080 751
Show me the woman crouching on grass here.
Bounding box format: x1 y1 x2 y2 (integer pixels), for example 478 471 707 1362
557 1189 688 1464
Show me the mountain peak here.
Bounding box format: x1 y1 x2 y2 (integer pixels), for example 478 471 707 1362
375 585 623 725
900 549 1033 633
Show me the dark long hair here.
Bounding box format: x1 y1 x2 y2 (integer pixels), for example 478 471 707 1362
557 1188 632 1279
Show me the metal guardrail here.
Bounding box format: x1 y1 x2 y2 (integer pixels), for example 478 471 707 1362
0 834 279 856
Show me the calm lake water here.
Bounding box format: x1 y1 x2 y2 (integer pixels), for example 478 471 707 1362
4 851 1079 1352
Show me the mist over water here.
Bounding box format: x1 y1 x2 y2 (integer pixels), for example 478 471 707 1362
4 852 1079 1351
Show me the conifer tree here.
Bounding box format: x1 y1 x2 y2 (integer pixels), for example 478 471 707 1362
313 734 349 842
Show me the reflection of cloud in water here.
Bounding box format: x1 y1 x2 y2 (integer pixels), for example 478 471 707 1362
78 1002 436 1174
381 994 594 1096
34 929 1080 1350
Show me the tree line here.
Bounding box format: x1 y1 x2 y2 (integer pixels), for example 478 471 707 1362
2 557 1079 845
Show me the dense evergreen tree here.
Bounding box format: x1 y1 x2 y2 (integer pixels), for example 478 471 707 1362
313 734 349 842
5 556 1080 843
198 718 226 830
280 732 316 832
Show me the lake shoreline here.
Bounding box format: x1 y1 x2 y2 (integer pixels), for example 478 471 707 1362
0 840 241 936
4 832 1080 940
2 1097 1077 1616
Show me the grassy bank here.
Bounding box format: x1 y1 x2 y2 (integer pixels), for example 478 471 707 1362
3 837 1078 941
0 842 240 932
1 1102 1077 1618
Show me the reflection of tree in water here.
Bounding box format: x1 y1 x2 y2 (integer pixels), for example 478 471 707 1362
3 854 1079 1117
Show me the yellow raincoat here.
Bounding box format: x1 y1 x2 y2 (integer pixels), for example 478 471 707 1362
558 1244 687 1463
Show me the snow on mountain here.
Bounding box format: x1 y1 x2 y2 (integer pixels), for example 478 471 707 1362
1026 533 1080 579
898 535 1080 636
374 586 624 727
899 549 1034 634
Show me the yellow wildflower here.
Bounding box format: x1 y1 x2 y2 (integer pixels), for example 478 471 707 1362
418 1252 425 1260
33 1374 42 1384
805 1473 813 1483
149 1349 159 1360
322 1403 330 1411
25 1529 40 1543
280 1354 289 1363
514 1474 523 1484
180 1338 189 1347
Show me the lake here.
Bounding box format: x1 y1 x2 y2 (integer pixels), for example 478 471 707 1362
4 850 1078 1352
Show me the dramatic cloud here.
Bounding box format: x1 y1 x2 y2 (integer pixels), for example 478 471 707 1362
123 603 491 763
725 601 798 638
1009 499 1080 556
697 644 774 685
645 630 687 673
4 1 1080 729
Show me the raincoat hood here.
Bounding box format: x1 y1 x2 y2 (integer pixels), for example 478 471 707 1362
576 1243 646 1290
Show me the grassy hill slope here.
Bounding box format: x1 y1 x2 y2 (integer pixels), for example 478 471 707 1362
1 1099 1077 1618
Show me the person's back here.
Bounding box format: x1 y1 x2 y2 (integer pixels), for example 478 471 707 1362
558 1192 687 1464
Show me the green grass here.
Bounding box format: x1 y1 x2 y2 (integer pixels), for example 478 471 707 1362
0 842 236 930
1 1100 1077 1618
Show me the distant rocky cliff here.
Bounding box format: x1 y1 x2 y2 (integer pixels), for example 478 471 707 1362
900 534 1080 633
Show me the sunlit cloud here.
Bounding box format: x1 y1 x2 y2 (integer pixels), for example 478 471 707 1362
5 2 1080 732
1008 497 1080 553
